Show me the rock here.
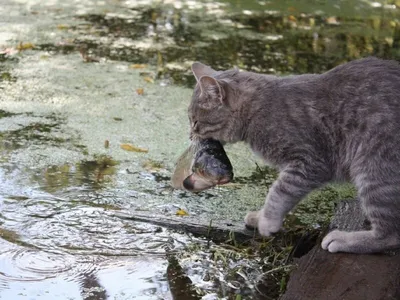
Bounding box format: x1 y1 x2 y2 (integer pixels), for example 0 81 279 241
281 199 400 300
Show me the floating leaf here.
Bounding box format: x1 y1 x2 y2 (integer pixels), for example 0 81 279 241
136 88 144 95
129 64 147 69
176 209 189 216
113 117 123 121
326 16 339 25
104 140 109 149
144 76 154 84
57 24 70 30
120 143 148 153
16 42 34 51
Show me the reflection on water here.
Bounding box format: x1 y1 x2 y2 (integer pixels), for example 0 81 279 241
0 163 183 299
52 0 400 86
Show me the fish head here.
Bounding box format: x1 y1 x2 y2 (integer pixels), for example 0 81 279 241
183 150 233 192
192 154 233 186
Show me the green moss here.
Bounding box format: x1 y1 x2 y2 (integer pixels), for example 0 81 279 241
92 154 119 167
0 72 16 82
0 119 69 151
142 159 165 172
0 110 17 119
290 184 357 228
0 227 33 248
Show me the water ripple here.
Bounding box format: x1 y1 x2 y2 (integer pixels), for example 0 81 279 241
0 246 74 284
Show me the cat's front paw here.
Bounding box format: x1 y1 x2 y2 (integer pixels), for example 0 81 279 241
321 230 348 253
321 229 400 254
244 210 259 229
244 210 282 236
321 230 377 253
257 216 282 237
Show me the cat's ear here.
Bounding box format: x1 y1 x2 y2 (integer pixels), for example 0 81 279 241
198 75 225 105
191 62 218 82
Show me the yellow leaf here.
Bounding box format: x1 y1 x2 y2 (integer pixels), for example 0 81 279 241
326 16 339 25
120 143 148 153
129 64 147 69
176 209 189 216
136 88 144 95
57 24 69 30
16 42 34 51
144 76 154 83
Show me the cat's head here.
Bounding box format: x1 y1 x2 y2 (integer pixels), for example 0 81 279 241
188 62 241 143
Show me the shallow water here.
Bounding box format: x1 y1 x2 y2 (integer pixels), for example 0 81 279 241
1 0 400 299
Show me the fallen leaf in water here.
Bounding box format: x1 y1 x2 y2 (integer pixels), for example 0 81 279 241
16 42 34 51
326 16 340 25
57 24 69 30
104 140 109 148
176 209 189 216
144 76 154 84
288 15 296 22
129 64 147 69
136 88 144 95
113 117 123 121
120 143 148 153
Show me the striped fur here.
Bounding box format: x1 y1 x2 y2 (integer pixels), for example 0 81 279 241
189 57 400 254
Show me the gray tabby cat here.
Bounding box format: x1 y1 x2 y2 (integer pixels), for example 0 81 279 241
188 57 400 254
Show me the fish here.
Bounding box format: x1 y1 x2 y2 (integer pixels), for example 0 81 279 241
171 138 234 192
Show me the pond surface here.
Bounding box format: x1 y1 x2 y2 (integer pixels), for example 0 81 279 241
1 0 400 299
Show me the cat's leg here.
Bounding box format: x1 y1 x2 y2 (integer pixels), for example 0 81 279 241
322 174 400 253
245 167 327 236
